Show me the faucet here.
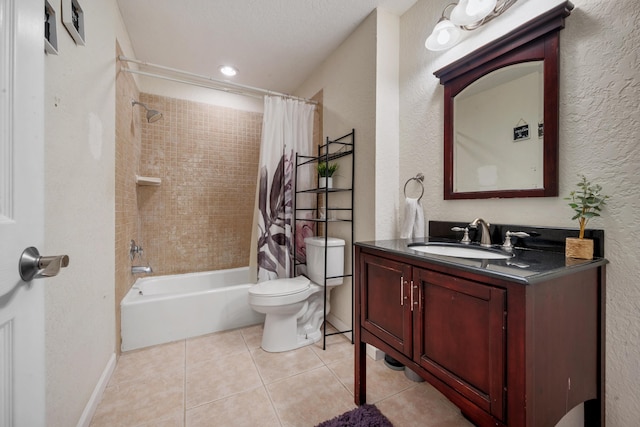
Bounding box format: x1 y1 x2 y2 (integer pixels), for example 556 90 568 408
469 218 492 247
132 265 153 274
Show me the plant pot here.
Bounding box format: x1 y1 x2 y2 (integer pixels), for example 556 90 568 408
565 237 594 260
319 177 333 189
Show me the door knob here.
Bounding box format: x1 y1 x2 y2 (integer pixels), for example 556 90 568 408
19 247 69 281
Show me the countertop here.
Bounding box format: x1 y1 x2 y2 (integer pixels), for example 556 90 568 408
356 238 608 285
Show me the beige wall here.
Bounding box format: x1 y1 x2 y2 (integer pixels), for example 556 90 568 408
44 1 134 425
400 0 640 425
136 93 262 276
296 11 376 331
296 9 401 332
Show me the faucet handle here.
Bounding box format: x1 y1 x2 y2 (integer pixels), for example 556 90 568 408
451 227 471 244
130 239 143 260
502 231 531 250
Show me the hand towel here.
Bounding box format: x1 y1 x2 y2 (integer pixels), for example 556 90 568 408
400 197 425 239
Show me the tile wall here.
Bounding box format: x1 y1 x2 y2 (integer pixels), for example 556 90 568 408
137 93 262 276
115 43 141 351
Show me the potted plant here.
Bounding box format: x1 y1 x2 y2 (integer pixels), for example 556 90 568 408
564 174 608 259
317 161 338 188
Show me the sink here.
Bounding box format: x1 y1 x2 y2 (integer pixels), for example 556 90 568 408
408 243 513 260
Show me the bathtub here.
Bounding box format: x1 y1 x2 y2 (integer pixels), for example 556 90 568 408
120 267 263 351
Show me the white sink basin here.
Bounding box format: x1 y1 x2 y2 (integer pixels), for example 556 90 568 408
409 244 513 260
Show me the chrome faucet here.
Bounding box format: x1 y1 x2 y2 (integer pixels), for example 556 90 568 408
469 218 492 247
132 265 153 274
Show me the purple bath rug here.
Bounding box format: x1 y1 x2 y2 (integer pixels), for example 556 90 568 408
315 404 393 427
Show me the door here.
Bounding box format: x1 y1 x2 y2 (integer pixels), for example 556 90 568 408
414 268 506 420
0 0 46 425
359 253 413 356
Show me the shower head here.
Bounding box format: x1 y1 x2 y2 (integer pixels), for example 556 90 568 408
131 100 163 123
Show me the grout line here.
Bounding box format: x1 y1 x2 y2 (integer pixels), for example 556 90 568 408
262 378 284 426
325 357 354 398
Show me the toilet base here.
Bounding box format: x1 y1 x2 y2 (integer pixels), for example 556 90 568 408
261 311 322 352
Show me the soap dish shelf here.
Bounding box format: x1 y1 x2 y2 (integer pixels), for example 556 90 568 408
135 175 161 186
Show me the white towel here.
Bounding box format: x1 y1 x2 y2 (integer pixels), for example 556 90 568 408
400 197 425 239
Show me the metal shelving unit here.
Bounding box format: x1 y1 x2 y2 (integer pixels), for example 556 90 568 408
293 129 355 350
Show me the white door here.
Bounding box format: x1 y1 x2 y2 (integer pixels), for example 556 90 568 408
0 0 46 425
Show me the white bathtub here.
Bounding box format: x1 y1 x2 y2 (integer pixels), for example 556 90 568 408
120 267 263 351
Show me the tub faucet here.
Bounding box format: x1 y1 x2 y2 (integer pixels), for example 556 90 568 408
132 266 153 274
469 218 492 247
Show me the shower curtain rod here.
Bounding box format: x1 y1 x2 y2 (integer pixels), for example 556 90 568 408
118 56 317 105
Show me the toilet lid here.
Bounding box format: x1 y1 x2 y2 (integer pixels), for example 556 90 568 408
250 276 311 296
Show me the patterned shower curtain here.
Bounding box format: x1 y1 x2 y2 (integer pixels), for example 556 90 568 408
256 96 315 281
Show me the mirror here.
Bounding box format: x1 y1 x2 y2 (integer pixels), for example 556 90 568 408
454 61 544 193
434 3 573 199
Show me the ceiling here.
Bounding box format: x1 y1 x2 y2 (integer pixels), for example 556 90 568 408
116 0 418 95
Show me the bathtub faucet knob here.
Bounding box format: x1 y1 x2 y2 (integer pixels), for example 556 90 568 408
130 239 143 260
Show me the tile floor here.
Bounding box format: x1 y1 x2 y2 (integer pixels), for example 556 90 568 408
90 324 474 427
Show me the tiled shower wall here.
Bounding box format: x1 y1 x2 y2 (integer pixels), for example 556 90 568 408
115 57 262 350
115 43 141 351
137 93 262 276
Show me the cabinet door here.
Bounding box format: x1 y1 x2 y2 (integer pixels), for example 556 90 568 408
414 268 506 420
359 254 413 356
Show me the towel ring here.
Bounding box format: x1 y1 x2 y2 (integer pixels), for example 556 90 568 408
404 173 425 202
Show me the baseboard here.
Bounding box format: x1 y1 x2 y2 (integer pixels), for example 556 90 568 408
76 352 116 427
366 344 384 361
326 313 353 342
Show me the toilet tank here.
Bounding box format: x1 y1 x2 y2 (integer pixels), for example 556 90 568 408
304 236 345 286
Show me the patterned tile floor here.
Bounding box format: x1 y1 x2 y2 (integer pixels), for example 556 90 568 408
90 324 473 427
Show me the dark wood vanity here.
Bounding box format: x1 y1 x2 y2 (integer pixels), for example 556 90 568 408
354 237 606 427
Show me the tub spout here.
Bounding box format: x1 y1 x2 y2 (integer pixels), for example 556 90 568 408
132 266 153 274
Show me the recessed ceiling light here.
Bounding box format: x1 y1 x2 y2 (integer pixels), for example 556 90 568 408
219 65 238 77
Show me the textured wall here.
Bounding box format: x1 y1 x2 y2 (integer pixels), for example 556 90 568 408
400 0 640 425
296 10 378 331
137 93 262 276
44 1 133 425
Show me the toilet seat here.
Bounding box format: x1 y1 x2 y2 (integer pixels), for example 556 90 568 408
248 276 312 307
249 276 311 296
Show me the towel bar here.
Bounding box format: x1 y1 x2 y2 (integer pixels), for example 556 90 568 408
403 173 424 202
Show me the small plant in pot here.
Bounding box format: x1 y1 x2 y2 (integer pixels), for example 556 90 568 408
564 174 609 259
317 161 338 188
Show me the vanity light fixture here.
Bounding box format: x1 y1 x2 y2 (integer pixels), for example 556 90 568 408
426 0 517 51
219 65 238 77
425 4 462 51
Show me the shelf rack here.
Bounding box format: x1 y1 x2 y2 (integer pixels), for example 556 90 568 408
293 129 355 350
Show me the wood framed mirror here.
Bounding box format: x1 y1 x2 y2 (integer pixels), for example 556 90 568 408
434 2 573 200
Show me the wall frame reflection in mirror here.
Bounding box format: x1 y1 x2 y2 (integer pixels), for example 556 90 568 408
434 2 574 200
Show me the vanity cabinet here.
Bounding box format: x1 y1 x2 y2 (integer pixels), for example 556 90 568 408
355 243 605 427
414 268 507 420
359 254 412 356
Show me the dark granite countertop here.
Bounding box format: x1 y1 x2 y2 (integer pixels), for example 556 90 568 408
356 237 608 285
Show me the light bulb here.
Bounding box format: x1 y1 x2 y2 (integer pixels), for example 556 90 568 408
437 30 451 45
466 0 484 16
450 0 497 26
219 65 238 77
425 19 461 51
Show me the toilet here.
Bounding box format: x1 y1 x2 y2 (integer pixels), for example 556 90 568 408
248 236 345 352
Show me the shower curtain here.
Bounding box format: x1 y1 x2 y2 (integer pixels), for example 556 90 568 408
256 96 315 281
